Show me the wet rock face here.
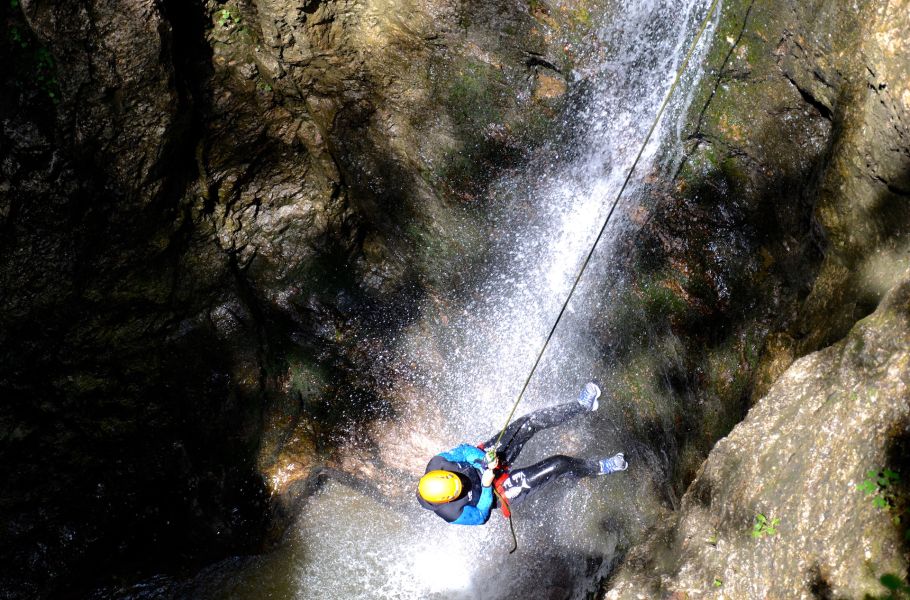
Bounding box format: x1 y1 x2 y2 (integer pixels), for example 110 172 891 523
201 0 568 292
1 0 576 596
605 273 910 599
590 0 842 500
797 0 910 353
601 0 910 596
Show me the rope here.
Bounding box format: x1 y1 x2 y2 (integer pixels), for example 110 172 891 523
493 488 519 553
493 0 722 450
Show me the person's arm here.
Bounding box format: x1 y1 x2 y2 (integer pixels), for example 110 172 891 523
450 485 494 525
439 444 485 468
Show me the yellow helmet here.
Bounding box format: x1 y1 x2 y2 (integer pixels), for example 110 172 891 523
418 470 463 503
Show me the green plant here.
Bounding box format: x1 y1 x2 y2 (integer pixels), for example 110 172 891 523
877 573 910 599
33 47 59 102
858 468 910 546
858 469 900 510
8 25 25 48
751 513 780 538
636 271 689 320
713 577 723 588
217 7 241 27
572 6 593 27
6 0 59 103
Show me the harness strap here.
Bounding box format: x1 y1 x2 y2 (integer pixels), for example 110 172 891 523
493 472 512 518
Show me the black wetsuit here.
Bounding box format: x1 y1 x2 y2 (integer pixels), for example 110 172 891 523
482 401 600 508
419 400 603 523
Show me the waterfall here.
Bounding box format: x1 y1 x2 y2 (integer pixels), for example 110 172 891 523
134 1 720 598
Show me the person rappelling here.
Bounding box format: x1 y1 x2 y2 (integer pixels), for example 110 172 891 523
416 382 628 525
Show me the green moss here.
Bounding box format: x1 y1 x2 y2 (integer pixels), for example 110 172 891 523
637 270 690 321
705 340 744 400
684 141 748 188
445 60 505 130
615 352 664 421
430 57 554 196
404 220 448 269
433 149 477 191
572 6 593 28
611 336 686 442
287 358 328 400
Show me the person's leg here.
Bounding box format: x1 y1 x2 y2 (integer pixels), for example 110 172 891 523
497 455 600 507
480 383 601 465
481 403 583 464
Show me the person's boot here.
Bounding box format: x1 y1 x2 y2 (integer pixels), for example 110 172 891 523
598 453 628 474
577 382 601 411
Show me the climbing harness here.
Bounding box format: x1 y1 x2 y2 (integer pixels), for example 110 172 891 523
490 0 723 551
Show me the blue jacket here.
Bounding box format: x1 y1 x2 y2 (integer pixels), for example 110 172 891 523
417 444 494 525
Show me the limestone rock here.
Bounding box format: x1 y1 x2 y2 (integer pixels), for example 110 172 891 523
0 0 581 596
605 272 910 599
599 1 910 595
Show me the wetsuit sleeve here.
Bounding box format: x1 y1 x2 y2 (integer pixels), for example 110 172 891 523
450 485 493 526
439 444 485 468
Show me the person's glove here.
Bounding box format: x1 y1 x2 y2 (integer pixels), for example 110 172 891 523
483 448 499 470
481 468 496 487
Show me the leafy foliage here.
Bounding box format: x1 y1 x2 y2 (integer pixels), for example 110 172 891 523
33 47 59 101
858 469 901 510
4 2 60 102
217 7 241 28
880 574 908 591
858 466 910 590
867 573 910 600
751 513 780 538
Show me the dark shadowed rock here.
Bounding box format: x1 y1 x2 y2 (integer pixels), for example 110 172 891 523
600 0 910 596
605 271 910 599
0 0 584 596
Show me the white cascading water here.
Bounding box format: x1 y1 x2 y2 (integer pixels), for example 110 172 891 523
202 1 720 598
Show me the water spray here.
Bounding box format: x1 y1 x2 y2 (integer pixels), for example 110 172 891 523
491 0 723 553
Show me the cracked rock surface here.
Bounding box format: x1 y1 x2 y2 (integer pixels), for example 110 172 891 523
0 0 585 596
603 0 910 597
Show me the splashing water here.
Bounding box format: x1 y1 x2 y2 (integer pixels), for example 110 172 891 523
407 0 718 439
163 1 720 599
292 1 715 596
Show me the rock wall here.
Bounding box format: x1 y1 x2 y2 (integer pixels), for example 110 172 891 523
2 0 908 596
606 273 910 598
603 0 910 596
0 0 591 596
